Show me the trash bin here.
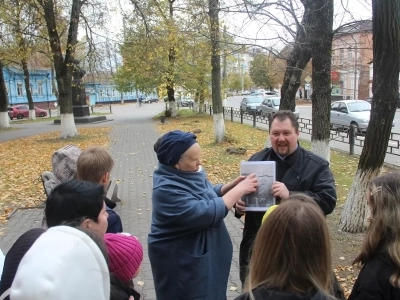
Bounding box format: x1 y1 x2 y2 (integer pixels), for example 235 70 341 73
160 116 166 124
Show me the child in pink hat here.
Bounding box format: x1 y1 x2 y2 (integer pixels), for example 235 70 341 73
104 233 143 300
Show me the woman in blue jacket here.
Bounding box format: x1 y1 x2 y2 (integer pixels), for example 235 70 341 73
149 130 258 300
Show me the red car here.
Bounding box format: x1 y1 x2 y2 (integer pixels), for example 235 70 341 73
8 105 48 120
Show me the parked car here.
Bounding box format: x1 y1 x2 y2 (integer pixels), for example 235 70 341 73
178 98 194 107
241 90 251 96
143 97 158 103
8 105 48 120
250 91 278 99
330 99 395 133
240 96 264 114
259 97 300 119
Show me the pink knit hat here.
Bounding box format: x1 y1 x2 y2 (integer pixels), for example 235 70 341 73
104 233 143 282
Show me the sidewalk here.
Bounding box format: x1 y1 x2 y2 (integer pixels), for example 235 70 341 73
0 105 244 299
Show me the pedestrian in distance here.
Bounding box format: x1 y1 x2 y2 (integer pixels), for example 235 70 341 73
235 197 335 300
148 130 258 300
348 173 400 300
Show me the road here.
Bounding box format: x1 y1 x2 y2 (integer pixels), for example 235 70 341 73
225 95 400 166
226 95 400 134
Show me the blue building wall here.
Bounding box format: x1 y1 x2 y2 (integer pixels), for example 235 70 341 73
84 82 158 105
4 66 57 108
3 67 158 107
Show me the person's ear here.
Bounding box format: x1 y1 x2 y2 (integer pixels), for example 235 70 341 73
100 172 109 185
80 218 92 230
175 163 180 170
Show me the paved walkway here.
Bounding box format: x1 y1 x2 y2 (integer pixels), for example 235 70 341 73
0 103 244 299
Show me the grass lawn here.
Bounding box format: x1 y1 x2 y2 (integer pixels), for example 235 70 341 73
155 110 395 298
0 127 111 220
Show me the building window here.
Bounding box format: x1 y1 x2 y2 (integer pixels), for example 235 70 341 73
340 49 345 64
38 81 43 95
99 90 103 97
348 49 353 62
112 89 115 97
17 83 23 96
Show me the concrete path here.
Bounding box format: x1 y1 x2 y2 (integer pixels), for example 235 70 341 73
0 102 244 299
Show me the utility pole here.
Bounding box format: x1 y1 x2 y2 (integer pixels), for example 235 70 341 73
353 44 358 99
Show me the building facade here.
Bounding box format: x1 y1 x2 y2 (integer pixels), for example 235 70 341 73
3 66 57 109
331 20 373 100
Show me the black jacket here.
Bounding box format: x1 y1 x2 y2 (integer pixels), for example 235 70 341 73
235 287 333 300
348 253 400 300
237 146 337 284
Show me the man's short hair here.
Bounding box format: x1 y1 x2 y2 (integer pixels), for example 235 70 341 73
270 111 299 131
45 180 105 228
77 146 114 183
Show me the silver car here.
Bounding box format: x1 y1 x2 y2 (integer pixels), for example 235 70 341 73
330 99 395 132
259 97 300 118
240 96 264 114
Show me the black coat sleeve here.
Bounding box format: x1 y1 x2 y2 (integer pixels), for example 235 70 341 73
301 164 337 215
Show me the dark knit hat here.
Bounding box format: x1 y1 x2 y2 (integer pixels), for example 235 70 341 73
155 130 197 166
0 228 45 298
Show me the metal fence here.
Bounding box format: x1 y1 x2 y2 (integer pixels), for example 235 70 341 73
203 104 400 160
42 104 113 118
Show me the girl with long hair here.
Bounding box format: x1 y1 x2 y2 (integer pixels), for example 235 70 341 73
348 173 400 299
235 197 334 300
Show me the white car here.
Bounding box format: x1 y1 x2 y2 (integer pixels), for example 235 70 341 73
259 97 300 119
330 99 395 132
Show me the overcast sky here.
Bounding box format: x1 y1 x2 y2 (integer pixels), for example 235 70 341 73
101 0 372 51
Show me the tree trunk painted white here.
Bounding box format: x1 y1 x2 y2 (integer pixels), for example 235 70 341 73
339 168 379 233
171 102 177 117
0 112 10 128
264 136 272 148
29 110 36 120
213 112 225 143
60 113 78 138
311 139 330 162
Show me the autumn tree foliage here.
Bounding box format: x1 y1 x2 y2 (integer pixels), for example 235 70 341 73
249 53 282 89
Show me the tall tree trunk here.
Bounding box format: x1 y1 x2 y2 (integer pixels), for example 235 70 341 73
309 0 333 161
0 60 10 128
340 0 400 233
40 0 81 138
21 58 36 120
280 0 312 112
166 0 177 117
209 0 225 143
51 65 58 103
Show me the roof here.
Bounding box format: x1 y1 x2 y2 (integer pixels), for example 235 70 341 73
335 20 372 36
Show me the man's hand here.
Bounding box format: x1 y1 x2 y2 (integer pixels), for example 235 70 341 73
272 181 289 200
236 199 246 215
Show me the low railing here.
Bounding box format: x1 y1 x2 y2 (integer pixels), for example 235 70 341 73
46 104 112 118
204 104 400 158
